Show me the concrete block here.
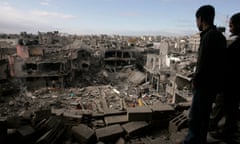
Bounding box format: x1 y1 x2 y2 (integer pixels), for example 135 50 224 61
92 112 104 119
91 120 105 128
115 137 125 144
104 115 128 125
127 106 152 121
121 121 149 136
17 125 35 143
169 111 188 133
63 112 82 119
19 110 33 120
151 103 174 112
17 125 35 137
149 103 175 129
72 124 95 144
35 117 65 144
51 108 65 116
104 109 126 116
95 124 124 142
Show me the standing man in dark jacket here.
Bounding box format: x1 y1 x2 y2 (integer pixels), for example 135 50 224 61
223 12 240 144
183 5 226 144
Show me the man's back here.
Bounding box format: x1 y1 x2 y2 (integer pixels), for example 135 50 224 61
194 26 226 91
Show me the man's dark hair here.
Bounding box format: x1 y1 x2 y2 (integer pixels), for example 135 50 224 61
231 12 240 34
196 5 215 25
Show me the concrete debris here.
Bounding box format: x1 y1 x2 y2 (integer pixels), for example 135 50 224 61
127 106 152 121
104 115 128 125
95 124 124 142
122 121 149 137
169 110 188 134
72 124 95 144
0 32 232 144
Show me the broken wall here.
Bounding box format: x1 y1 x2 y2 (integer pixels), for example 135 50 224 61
0 60 8 80
29 47 43 56
75 49 91 71
16 45 29 59
8 55 26 77
104 50 136 70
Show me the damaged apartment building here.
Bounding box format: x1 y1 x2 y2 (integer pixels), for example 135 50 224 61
165 73 192 104
8 44 72 89
103 49 136 72
143 41 171 96
143 40 194 105
6 32 93 90
0 35 19 96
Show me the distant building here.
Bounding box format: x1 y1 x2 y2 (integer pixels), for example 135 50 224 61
0 39 18 60
38 31 60 45
188 33 200 52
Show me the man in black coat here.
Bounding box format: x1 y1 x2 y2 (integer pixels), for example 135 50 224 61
223 12 240 144
183 5 226 144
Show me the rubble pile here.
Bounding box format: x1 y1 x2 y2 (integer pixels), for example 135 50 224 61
0 32 199 143
0 83 183 144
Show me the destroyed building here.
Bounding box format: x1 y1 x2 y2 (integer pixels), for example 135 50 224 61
0 32 235 144
7 44 73 89
144 41 171 96
0 37 19 96
103 49 136 71
38 31 60 45
72 48 92 72
165 73 192 105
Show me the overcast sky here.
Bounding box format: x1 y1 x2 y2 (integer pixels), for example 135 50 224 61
0 0 239 36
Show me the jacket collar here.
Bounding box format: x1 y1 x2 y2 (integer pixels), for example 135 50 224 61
200 25 217 37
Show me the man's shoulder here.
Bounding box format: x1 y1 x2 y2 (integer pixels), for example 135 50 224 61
229 36 240 47
208 29 224 36
205 29 226 41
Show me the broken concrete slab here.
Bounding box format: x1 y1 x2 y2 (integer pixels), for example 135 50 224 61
72 124 95 144
151 103 174 112
19 110 34 120
91 120 105 128
128 71 145 85
95 124 124 142
121 121 149 137
63 111 82 120
115 137 125 144
17 125 35 137
169 111 188 134
17 125 35 143
92 112 104 119
51 108 65 116
104 115 128 125
103 109 126 116
127 106 152 121
151 103 174 121
35 116 66 144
